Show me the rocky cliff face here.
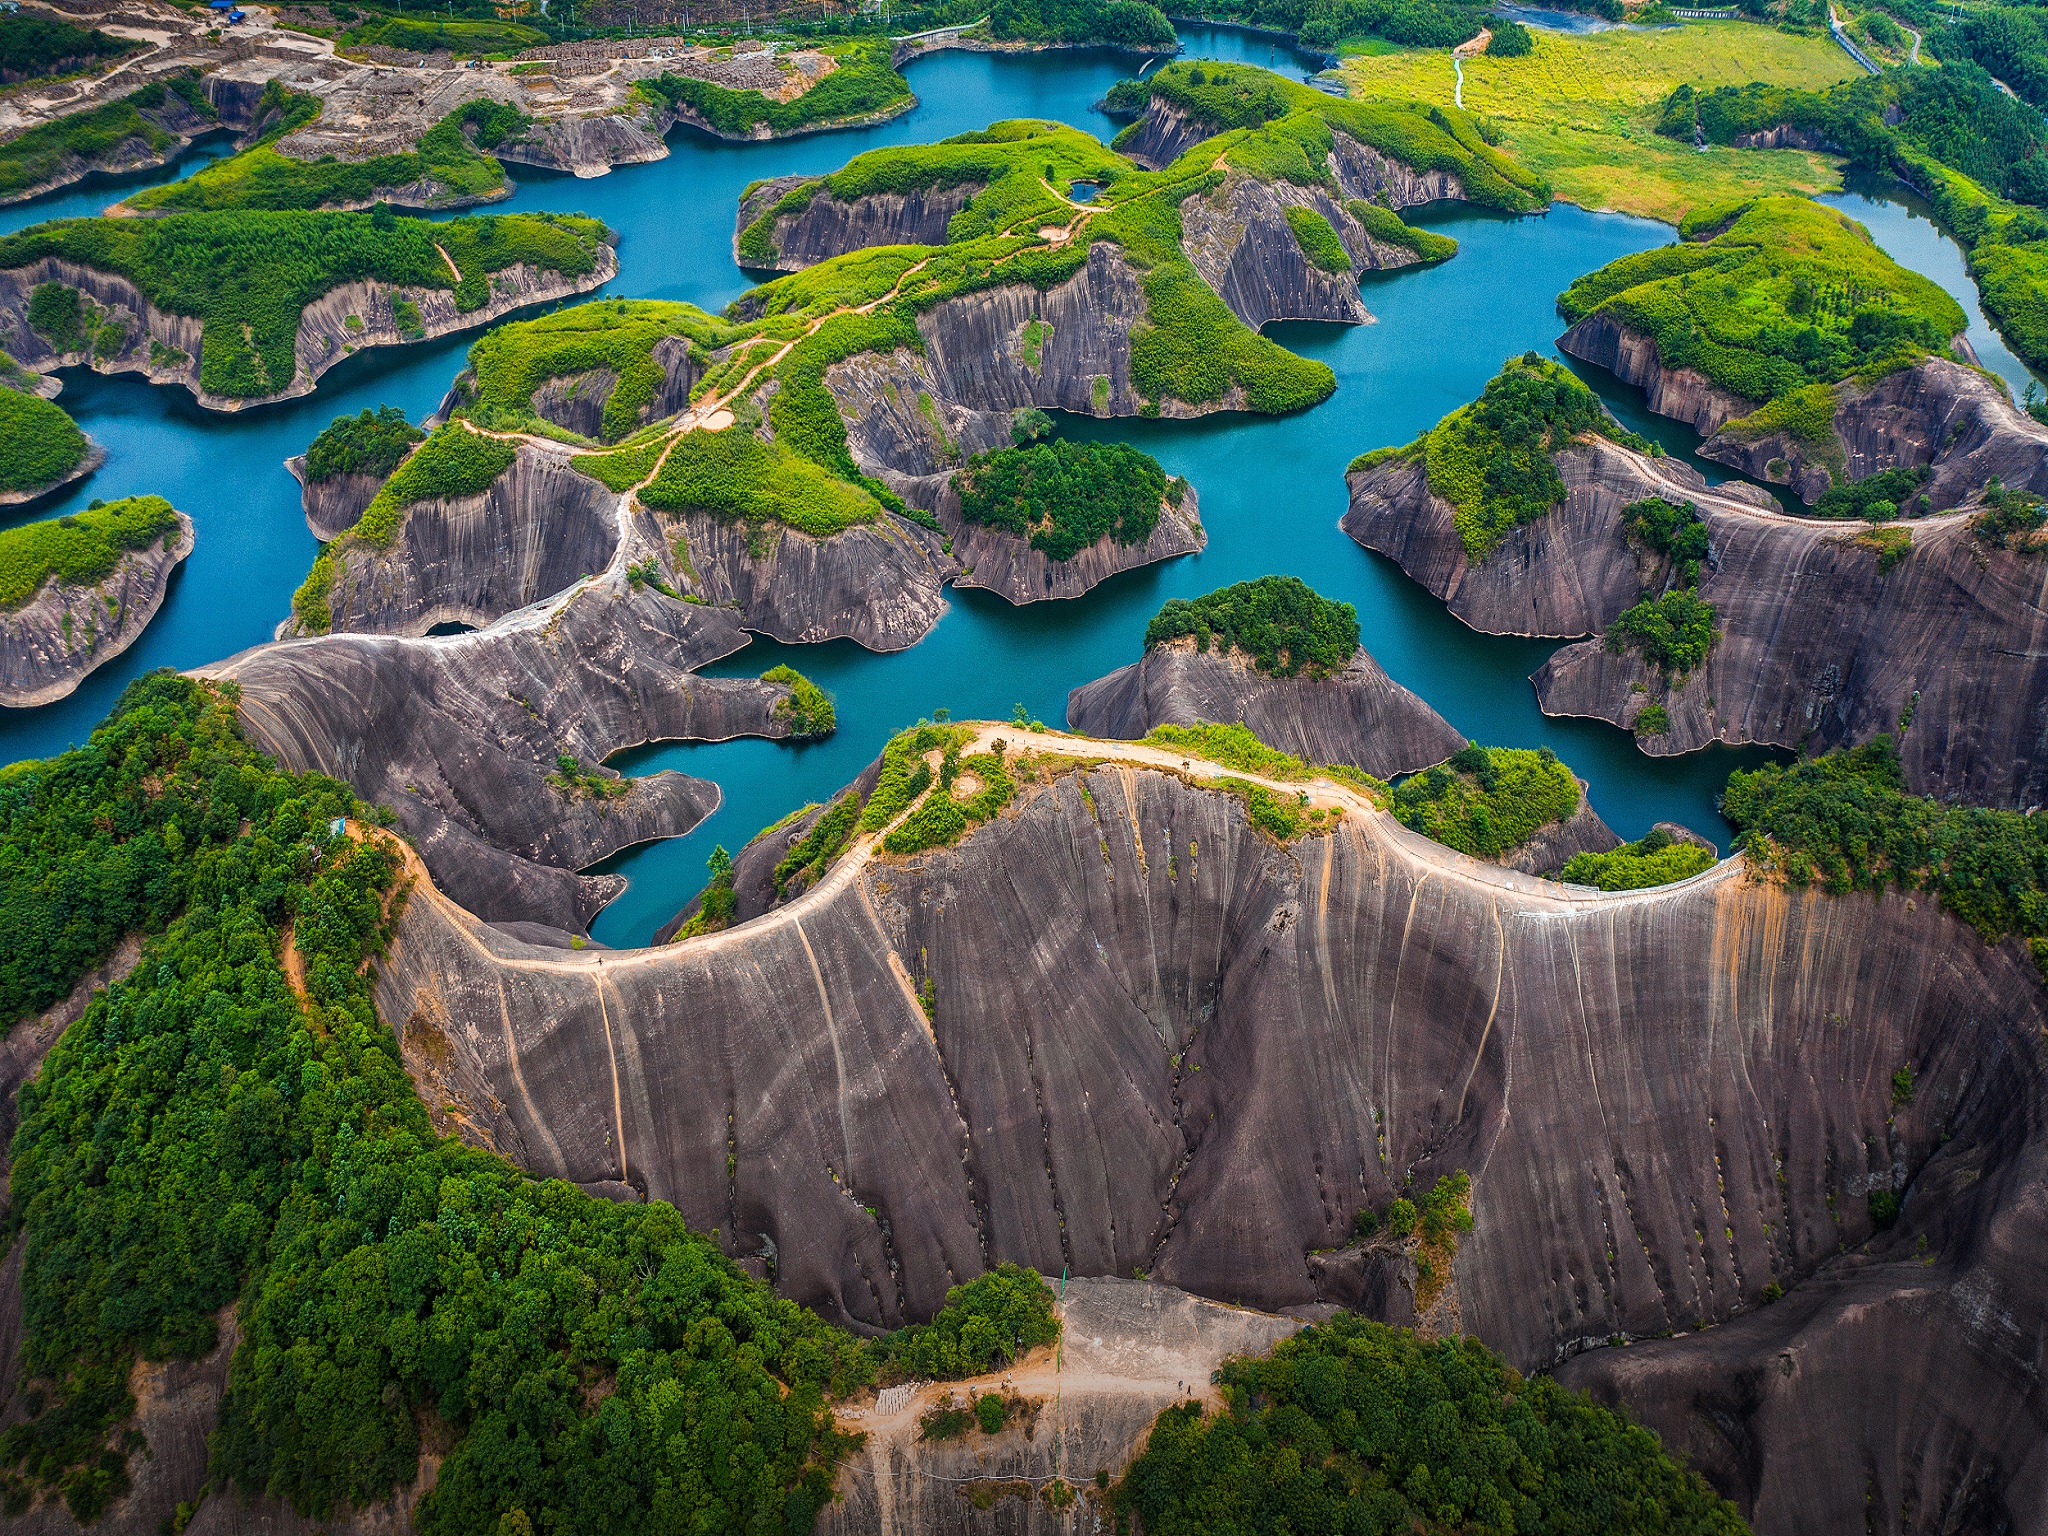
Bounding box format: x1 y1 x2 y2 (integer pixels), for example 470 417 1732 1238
496 111 671 180
1112 100 1216 171
0 510 193 708
936 484 1206 606
204 553 799 932
1699 356 2048 507
1180 172 1371 331
295 448 618 638
733 175 983 271
1325 130 1467 210
1346 433 2048 805
1066 639 1465 779
0 247 617 411
371 744 2048 1534
1557 313 1759 437
664 507 955 651
286 455 383 541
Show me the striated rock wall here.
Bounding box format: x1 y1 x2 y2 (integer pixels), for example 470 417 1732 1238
1345 432 2048 805
935 483 1205 606
0 510 193 708
299 447 617 638
1112 99 1215 170
1699 355 2048 507
529 334 696 441
370 748 2048 1533
733 175 982 271
1326 130 1466 210
664 507 955 651
286 455 383 541
0 246 618 411
1557 312 1759 436
496 111 671 180
1066 639 1464 779
1179 172 1371 331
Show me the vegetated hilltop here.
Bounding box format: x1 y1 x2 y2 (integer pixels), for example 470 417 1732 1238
1067 574 1467 777
1659 62 2048 373
0 206 615 409
1557 195 1966 443
1343 354 2048 805
0 494 193 707
0 368 99 505
371 711 2048 1535
0 72 220 206
0 12 141 87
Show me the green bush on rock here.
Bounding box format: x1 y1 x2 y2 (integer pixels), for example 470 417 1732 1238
1391 742 1580 859
953 438 1176 559
1561 827 1717 890
0 495 178 610
1145 575 1359 677
0 387 89 496
303 405 423 482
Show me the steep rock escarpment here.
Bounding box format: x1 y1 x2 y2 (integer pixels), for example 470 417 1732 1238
733 174 983 271
204 573 794 933
286 454 384 541
1699 356 2048 507
292 448 619 638
1179 172 1372 331
1347 433 2048 805
1066 638 1464 779
0 246 618 411
1556 312 1760 437
1342 436 1776 637
373 748 2048 1534
936 483 1205 605
494 111 672 180
820 1277 1303 1536
530 334 697 440
663 507 955 651
0 510 193 708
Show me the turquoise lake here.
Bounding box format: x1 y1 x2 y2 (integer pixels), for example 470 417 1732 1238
1 28 2033 945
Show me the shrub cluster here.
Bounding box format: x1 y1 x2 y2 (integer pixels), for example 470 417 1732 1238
1971 479 2047 549
303 405 422 482
1284 204 1352 273
0 496 179 611
953 438 1173 560
1145 575 1359 677
1607 588 1718 677
1486 15 1534 54
0 386 89 495
0 13 139 83
869 1265 1061 1382
1112 1313 1746 1536
1618 496 1708 584
1346 198 1458 263
882 742 1015 855
987 0 1175 45
1561 828 1717 890
640 425 882 536
772 792 861 897
1391 743 1579 859
764 664 836 737
1812 465 1929 522
859 722 971 833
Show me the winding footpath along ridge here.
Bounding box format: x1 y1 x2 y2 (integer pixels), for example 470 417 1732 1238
364 719 2048 1536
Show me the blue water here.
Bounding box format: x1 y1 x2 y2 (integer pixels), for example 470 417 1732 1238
0 31 1996 946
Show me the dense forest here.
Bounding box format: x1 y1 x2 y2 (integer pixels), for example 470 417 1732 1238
953 437 1179 559
1144 575 1361 676
0 14 137 85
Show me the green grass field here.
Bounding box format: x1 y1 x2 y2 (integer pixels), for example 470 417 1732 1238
1343 23 1859 223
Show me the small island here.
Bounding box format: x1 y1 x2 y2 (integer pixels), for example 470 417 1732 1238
0 495 192 707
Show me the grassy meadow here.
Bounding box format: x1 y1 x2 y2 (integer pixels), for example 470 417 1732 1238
1343 22 1862 223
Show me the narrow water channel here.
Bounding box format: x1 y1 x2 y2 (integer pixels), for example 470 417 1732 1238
0 33 2021 947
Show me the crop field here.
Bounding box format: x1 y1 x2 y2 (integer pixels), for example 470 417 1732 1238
1343 22 1861 223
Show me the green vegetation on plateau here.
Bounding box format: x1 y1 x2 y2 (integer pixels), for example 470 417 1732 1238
1560 197 1966 411
1284 204 1352 272
0 496 178 610
458 298 732 443
1145 575 1360 677
636 41 912 138
303 405 423 482
0 208 609 399
1562 827 1717 890
883 739 1016 855
0 387 89 496
1725 736 2048 950
954 438 1179 559
128 88 522 214
1609 587 1718 676
1391 743 1581 860
0 675 1067 1528
1113 1313 1747 1536
0 75 215 202
1346 198 1457 263
765 663 836 737
772 792 861 898
641 424 882 535
0 13 138 84
1373 353 1653 562
335 11 548 55
353 424 517 548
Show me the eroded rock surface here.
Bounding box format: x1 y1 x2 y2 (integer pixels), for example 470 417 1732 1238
734 174 983 271
1066 638 1464 779
1346 433 2048 805
286 455 384 541
0 509 193 708
372 743 2048 1534
1557 312 1759 437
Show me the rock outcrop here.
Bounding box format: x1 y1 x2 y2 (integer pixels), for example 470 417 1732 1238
530 334 698 440
734 174 983 271
1178 172 1405 332
1698 355 2048 507
290 447 619 638
1345 432 2048 805
0 86 221 207
0 510 193 708
663 507 955 651
936 484 1206 605
1498 776 1620 877
1556 312 1759 437
286 454 383 541
371 732 2048 1534
1066 638 1464 779
0 246 618 412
